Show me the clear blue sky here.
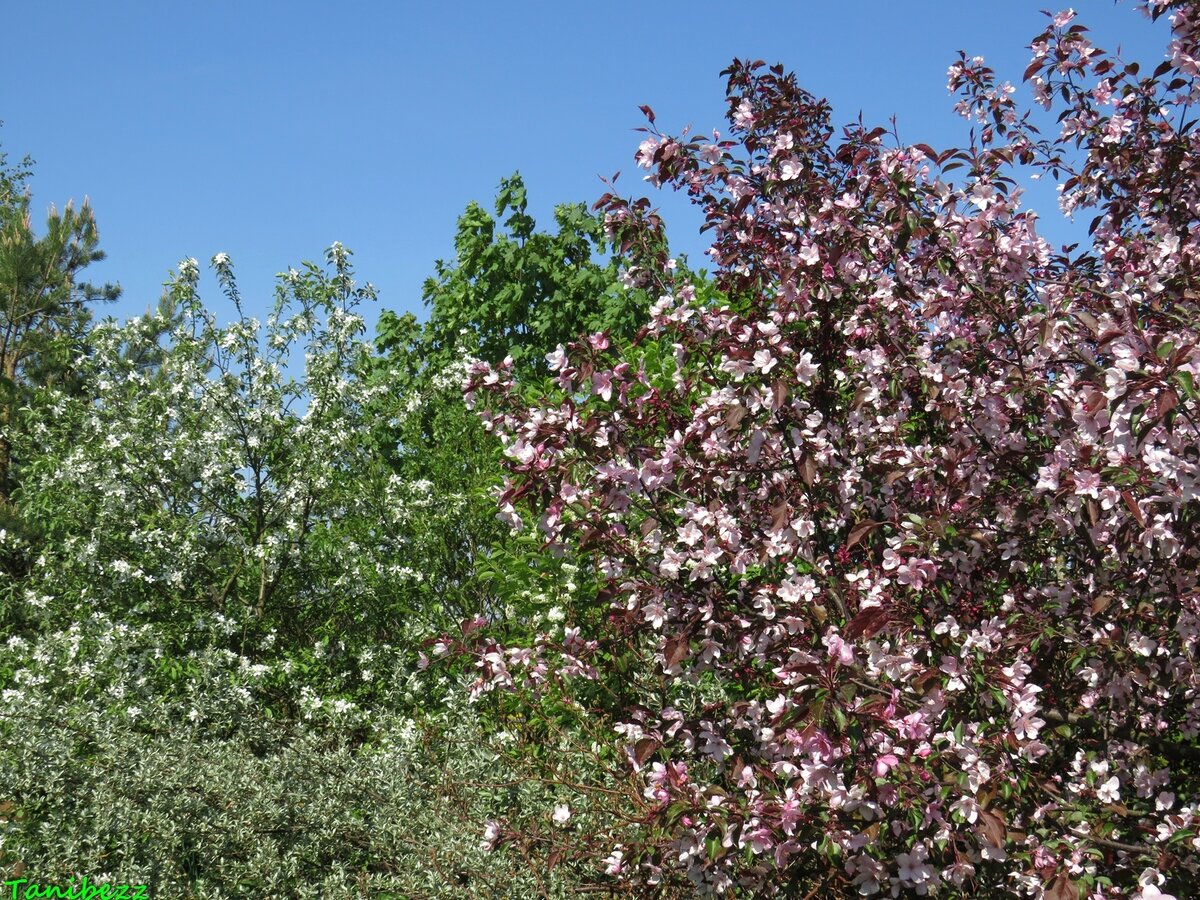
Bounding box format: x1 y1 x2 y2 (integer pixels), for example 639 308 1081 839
1 2 1170 327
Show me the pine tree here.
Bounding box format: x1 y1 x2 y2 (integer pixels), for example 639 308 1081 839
0 141 119 506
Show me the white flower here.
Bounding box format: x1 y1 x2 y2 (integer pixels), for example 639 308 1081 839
604 846 625 875
481 820 501 851
1129 633 1157 657
177 257 200 281
1096 775 1120 804
552 803 572 826
1135 869 1176 900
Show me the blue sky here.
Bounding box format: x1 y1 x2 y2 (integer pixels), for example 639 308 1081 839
1 2 1171 327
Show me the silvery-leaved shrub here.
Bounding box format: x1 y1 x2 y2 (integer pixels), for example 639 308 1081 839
0 612 601 897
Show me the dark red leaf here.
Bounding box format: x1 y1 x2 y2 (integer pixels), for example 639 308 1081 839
978 807 1007 848
724 404 748 430
1155 388 1179 421
664 634 689 669
846 520 882 549
770 499 790 532
844 605 890 641
579 526 603 550
1045 875 1077 900
633 737 658 766
800 455 817 487
1121 492 1145 527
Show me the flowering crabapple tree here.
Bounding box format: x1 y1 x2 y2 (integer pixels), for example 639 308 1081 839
463 3 1200 896
7 245 425 657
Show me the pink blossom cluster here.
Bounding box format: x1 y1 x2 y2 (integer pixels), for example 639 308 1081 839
461 4 1199 896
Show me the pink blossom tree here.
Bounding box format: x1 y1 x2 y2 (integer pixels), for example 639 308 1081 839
459 3 1200 895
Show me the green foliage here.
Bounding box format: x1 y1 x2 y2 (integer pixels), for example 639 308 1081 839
379 172 646 378
368 176 653 630
0 141 32 218
0 236 627 896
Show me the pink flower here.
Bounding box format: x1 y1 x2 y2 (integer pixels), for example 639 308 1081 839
968 183 998 211
1135 870 1176 900
1136 887 1177 900
742 826 774 854
895 846 936 889
754 349 777 374
732 98 756 129
779 157 804 180
636 137 662 168
592 371 614 401
822 629 855 666
872 753 900 776
797 242 820 266
793 351 818 384
1102 114 1133 144
950 796 979 824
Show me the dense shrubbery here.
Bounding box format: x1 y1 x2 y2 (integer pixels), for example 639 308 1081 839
1 606 643 898
3 4 1199 898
